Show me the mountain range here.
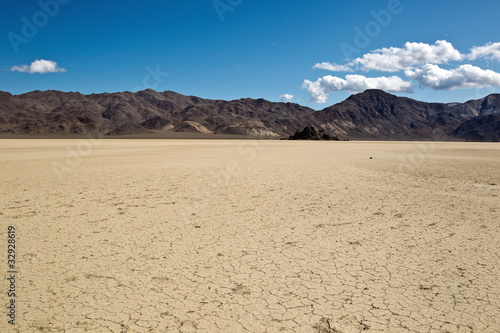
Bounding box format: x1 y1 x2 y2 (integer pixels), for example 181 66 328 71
0 89 499 141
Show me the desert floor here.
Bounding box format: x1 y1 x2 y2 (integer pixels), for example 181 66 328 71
0 139 499 333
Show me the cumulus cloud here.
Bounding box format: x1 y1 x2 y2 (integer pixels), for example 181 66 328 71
405 64 500 90
313 62 353 72
468 42 500 61
279 94 294 102
304 40 500 101
302 75 413 103
11 59 66 74
352 40 463 72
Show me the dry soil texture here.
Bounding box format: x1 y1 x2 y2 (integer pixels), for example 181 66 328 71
0 139 499 333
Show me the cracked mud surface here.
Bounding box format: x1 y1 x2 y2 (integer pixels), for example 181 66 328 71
1 140 499 332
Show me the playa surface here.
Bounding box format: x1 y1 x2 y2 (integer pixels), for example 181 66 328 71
1 139 499 333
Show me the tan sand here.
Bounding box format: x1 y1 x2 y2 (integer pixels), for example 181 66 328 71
0 139 499 333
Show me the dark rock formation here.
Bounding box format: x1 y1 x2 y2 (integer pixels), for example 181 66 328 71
288 124 339 140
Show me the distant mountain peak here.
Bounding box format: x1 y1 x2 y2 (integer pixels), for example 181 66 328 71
349 89 397 99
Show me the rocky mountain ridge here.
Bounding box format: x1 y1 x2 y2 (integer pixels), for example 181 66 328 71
0 89 499 141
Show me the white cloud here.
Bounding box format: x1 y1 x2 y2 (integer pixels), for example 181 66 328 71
468 42 500 61
303 40 500 99
11 59 66 74
405 64 500 90
313 62 353 72
302 75 413 103
279 93 294 102
352 40 463 72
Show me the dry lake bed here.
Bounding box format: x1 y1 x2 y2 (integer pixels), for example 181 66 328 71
0 139 499 333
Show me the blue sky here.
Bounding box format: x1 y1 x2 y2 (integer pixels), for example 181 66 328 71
1 0 500 109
